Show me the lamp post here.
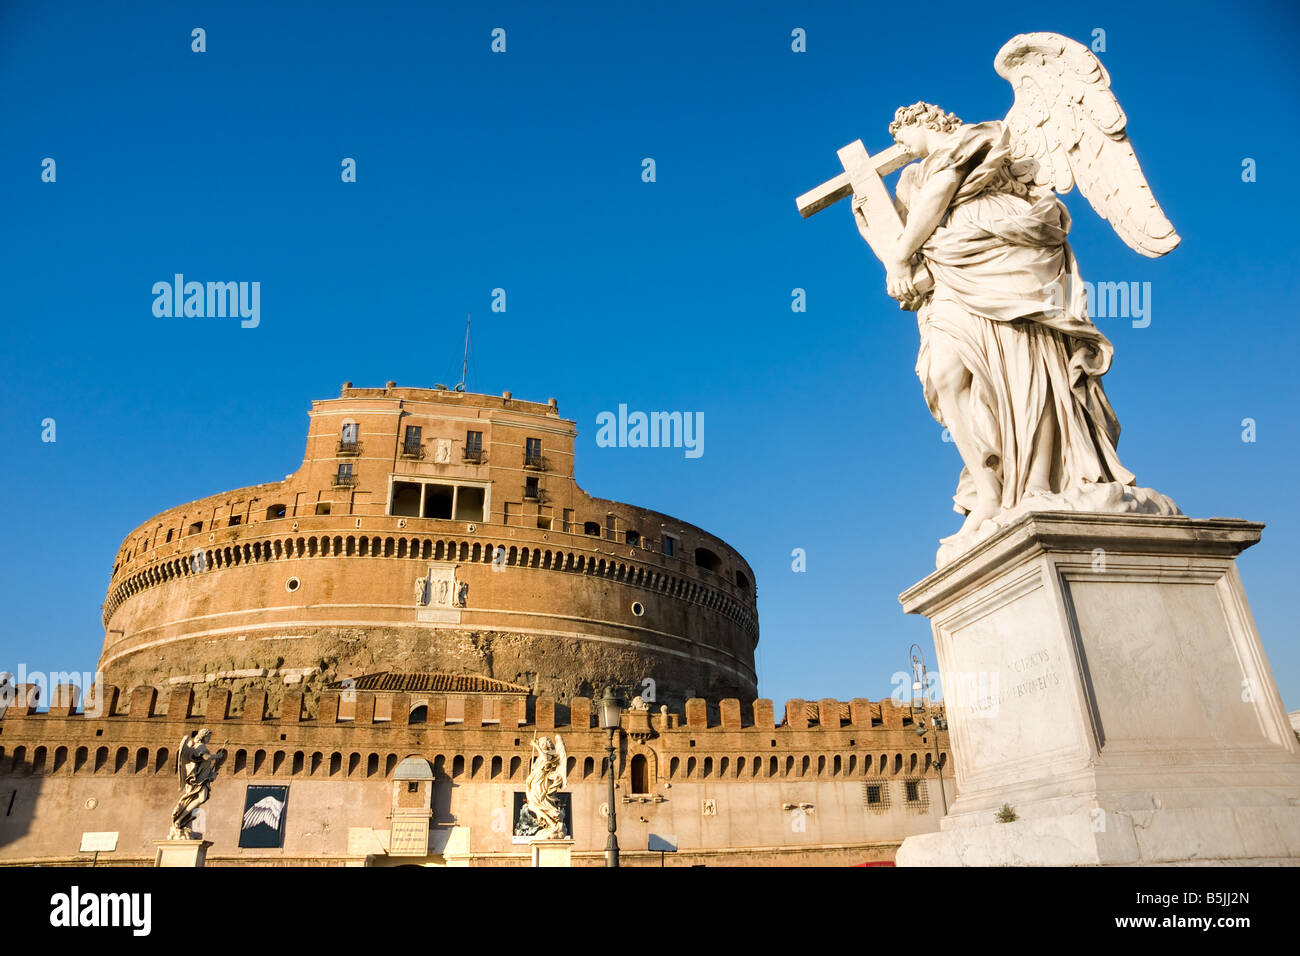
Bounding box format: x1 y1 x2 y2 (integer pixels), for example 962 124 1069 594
597 687 624 868
909 643 949 815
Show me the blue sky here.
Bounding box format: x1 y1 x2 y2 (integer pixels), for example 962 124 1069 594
2 0 1298 710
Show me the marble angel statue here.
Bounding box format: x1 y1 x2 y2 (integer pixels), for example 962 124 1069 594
521 734 568 839
806 33 1182 561
171 728 227 839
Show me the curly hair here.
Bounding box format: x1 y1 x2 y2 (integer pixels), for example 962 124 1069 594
888 101 962 140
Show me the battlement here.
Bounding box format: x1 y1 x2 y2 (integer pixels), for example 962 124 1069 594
0 682 940 733
334 382 562 418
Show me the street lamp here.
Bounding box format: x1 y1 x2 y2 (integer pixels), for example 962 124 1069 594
597 687 624 868
909 643 949 815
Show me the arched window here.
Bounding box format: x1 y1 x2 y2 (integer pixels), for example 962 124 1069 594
694 547 723 574
584 521 601 536
408 704 428 725
735 570 750 591
630 754 649 794
265 503 287 520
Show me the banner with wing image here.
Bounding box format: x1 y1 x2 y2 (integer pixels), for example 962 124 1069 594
238 785 289 849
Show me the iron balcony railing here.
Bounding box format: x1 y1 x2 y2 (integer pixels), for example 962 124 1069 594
523 453 547 470
462 446 485 464
332 473 357 487
337 440 361 456
400 442 425 460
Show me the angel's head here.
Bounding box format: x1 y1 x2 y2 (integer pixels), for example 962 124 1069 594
889 101 962 157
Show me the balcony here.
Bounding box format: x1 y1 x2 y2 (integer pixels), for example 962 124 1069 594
523 453 548 471
523 484 546 503
462 446 486 464
336 440 361 456
400 442 425 460
332 474 357 488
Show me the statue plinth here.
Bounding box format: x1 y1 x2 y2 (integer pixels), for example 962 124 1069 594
530 838 574 868
155 838 213 868
896 511 1300 866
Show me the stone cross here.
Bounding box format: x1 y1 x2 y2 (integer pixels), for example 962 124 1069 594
796 140 933 295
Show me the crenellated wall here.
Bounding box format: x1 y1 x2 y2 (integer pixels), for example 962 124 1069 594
0 682 951 866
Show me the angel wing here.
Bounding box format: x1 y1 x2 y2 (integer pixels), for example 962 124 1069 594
241 794 285 831
176 734 194 786
995 32 1179 257
554 734 568 790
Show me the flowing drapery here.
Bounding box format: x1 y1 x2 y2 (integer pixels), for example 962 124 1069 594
905 121 1135 515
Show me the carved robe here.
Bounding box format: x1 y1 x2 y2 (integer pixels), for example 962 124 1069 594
903 121 1135 515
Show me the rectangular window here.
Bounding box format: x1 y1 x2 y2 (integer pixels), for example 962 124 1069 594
165 529 174 543
905 780 920 802
315 502 331 515
606 514 616 541
524 476 540 500
341 422 358 443
537 507 552 530
445 696 465 723
391 482 421 517
188 521 203 536
335 463 354 486
422 483 453 519
662 534 676 557
464 430 484 462
228 515 242 526
453 485 485 521
867 784 883 805
525 437 543 469
563 509 574 533
402 425 423 458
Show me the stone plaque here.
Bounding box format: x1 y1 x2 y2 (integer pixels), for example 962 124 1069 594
80 831 118 853
389 818 431 857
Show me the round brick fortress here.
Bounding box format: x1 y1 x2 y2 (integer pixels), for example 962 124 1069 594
100 384 758 712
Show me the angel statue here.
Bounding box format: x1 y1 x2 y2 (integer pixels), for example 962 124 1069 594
171 728 227 839
799 33 1181 563
519 734 569 839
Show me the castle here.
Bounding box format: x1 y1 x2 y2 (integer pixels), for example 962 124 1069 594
0 384 950 866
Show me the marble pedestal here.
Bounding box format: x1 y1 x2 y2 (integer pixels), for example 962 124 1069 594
530 839 573 867
895 513 1300 866
155 838 212 867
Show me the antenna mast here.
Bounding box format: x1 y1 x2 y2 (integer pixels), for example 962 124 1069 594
457 314 470 392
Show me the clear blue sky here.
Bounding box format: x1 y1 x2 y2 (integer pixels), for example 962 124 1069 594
2 0 1298 710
